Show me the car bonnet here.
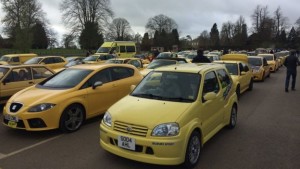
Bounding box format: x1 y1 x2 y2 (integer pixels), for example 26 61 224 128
108 95 192 130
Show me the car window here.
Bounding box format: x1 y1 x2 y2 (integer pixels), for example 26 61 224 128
126 46 135 53
242 63 249 72
129 60 142 68
3 68 31 82
43 57 54 64
0 67 9 80
54 57 64 63
224 63 238 75
82 68 111 89
216 69 231 88
32 67 54 79
239 63 244 73
202 71 220 96
39 69 92 88
24 57 43 64
12 57 20 62
110 67 134 81
120 46 126 52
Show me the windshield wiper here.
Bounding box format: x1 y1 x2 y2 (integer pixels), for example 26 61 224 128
131 93 165 100
166 97 195 102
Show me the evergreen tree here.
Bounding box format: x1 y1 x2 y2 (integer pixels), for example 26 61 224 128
79 21 104 50
153 30 160 47
287 27 297 49
31 22 48 49
141 33 151 51
210 23 220 49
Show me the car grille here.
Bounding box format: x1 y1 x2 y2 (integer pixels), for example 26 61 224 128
113 121 148 137
9 102 23 113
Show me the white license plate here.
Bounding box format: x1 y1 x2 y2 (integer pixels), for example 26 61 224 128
4 114 19 122
118 136 135 151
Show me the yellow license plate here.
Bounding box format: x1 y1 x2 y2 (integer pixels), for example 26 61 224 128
8 121 17 128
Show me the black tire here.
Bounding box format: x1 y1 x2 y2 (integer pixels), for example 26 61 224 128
184 131 201 168
227 105 237 129
59 104 85 132
267 71 270 78
248 79 253 91
236 85 241 100
261 72 265 82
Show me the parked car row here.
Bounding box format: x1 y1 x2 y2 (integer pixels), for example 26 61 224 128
1 50 289 168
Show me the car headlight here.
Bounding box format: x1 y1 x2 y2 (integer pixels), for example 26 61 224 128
151 123 179 137
103 112 112 127
28 103 56 112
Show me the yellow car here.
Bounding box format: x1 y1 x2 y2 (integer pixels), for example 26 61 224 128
24 56 68 70
0 64 55 104
257 54 279 72
106 58 144 70
248 56 271 81
3 64 143 132
100 63 238 167
0 53 37 65
214 54 253 99
140 58 188 76
83 54 116 64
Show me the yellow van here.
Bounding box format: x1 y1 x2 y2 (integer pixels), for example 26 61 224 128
0 53 37 65
95 41 136 58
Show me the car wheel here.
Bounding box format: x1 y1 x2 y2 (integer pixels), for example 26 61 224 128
228 105 237 129
248 79 253 91
267 71 270 78
184 131 201 168
236 85 241 100
261 73 265 82
59 104 85 132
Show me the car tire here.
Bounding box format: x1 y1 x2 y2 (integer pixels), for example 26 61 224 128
59 104 85 133
261 72 265 82
184 131 201 168
248 79 253 91
267 71 270 78
236 85 241 100
227 105 237 129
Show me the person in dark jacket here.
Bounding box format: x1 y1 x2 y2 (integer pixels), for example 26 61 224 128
284 50 300 92
192 49 211 63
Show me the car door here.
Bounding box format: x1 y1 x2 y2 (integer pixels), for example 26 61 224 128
238 63 249 92
110 67 137 100
31 66 54 83
83 68 118 117
0 67 33 101
200 71 223 138
262 58 270 78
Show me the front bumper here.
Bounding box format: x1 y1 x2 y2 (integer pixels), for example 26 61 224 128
100 123 186 165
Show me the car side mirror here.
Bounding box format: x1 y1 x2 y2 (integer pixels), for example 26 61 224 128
130 85 136 92
2 78 10 85
92 81 103 89
203 92 217 101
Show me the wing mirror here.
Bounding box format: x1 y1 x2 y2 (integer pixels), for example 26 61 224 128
203 92 217 101
92 81 103 89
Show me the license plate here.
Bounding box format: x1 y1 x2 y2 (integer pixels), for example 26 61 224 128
4 114 19 122
118 136 135 151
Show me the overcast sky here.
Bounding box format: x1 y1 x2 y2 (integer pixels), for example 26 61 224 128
1 0 300 43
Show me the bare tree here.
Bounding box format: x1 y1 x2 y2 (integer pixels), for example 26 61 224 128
274 6 288 35
61 0 114 35
106 18 132 41
146 14 178 34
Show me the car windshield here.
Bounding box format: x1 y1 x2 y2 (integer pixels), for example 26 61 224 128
0 56 10 62
66 57 77 62
96 47 110 53
248 58 262 66
24 57 43 64
65 60 83 68
157 53 172 58
39 69 92 88
106 59 124 64
147 60 177 69
131 71 200 102
263 55 273 61
0 67 9 80
83 55 98 61
186 54 196 59
224 63 238 75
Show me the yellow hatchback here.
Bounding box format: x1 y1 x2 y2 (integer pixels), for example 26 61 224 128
100 63 238 167
3 64 143 132
248 56 271 81
214 54 253 99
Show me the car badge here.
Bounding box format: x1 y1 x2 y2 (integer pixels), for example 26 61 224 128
126 126 132 132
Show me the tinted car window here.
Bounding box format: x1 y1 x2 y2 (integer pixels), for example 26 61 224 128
203 71 220 95
111 67 134 81
224 63 238 75
24 57 43 64
12 57 20 62
248 58 262 66
82 68 111 89
39 69 92 88
126 46 136 52
0 67 9 80
43 57 54 64
54 57 64 63
216 69 231 88
120 46 126 53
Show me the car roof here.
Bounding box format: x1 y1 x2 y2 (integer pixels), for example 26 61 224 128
248 56 263 59
0 64 51 68
221 54 248 62
154 58 188 62
35 56 64 58
214 60 240 64
154 63 226 74
69 63 136 70
258 54 274 56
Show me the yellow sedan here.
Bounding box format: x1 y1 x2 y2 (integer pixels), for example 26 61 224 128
100 63 238 167
3 64 143 132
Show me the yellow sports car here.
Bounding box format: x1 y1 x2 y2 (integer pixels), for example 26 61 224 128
100 63 238 167
0 64 55 104
248 56 271 81
3 64 143 132
214 54 253 99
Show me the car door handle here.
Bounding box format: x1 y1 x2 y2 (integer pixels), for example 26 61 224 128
29 81 34 84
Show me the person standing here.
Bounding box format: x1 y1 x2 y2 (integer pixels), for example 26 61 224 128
192 49 211 63
284 50 300 92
